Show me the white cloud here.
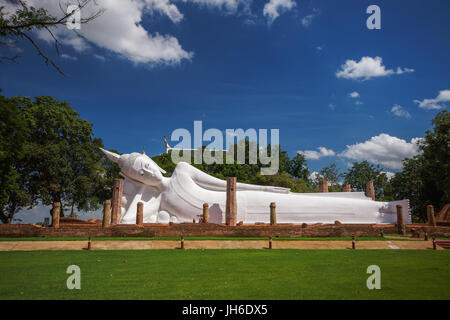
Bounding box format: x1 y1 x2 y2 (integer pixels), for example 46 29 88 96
339 133 421 169
336 56 414 81
263 0 296 24
391 104 411 119
298 147 336 160
413 89 450 110
381 171 395 180
146 0 184 23
329 103 335 110
349 91 359 98
301 8 320 27
93 54 106 62
185 0 249 13
60 53 78 60
309 171 322 181
25 0 192 66
355 101 364 105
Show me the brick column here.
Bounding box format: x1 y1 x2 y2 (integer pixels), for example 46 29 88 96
111 178 123 225
342 183 351 192
396 204 406 235
226 177 237 226
136 202 144 226
365 181 375 200
102 200 111 228
427 205 436 227
51 202 61 228
203 203 209 223
319 180 328 192
270 202 277 225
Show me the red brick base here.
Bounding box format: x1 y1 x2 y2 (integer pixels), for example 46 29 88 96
1 223 450 238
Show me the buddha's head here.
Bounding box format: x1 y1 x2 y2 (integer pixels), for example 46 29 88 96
100 148 166 186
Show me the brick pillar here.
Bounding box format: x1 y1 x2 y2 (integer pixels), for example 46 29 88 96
342 183 351 192
136 202 144 226
270 202 277 225
102 200 111 228
203 203 209 223
319 180 328 192
51 202 61 228
111 178 123 225
427 205 436 227
396 205 406 235
365 180 375 200
226 177 237 226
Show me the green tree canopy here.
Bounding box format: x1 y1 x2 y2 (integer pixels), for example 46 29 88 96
343 161 392 201
392 110 449 221
0 91 31 223
15 95 118 217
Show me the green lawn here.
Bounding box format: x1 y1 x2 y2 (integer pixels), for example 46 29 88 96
0 250 449 299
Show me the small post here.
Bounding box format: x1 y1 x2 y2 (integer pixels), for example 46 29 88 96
432 236 437 250
203 203 209 223
269 236 273 249
379 230 384 238
396 205 406 235
102 200 111 228
51 202 61 228
87 236 92 251
270 202 277 225
111 178 124 225
342 183 351 192
226 177 237 226
427 205 437 227
352 235 356 249
180 235 184 250
319 180 328 193
365 181 375 200
136 202 144 226
424 231 428 241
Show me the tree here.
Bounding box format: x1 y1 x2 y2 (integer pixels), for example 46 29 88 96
17 95 113 217
288 153 310 181
319 163 341 185
392 110 450 221
343 161 392 200
0 90 31 223
391 156 424 221
0 0 102 75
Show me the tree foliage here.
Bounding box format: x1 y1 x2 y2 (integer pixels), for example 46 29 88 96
1 93 120 222
0 90 31 223
0 0 102 75
392 110 450 221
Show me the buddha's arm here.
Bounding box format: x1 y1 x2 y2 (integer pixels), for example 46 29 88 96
174 162 290 194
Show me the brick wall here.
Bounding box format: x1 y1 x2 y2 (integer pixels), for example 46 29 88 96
1 223 450 238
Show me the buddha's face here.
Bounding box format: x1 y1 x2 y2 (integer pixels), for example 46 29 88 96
100 149 166 186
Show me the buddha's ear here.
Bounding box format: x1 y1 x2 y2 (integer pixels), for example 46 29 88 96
100 148 120 164
143 153 167 174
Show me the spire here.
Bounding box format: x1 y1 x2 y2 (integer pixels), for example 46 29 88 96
142 147 145 155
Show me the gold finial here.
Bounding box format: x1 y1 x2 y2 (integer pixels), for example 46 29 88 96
142 147 145 155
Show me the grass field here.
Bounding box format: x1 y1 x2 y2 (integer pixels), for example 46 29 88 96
0 250 449 299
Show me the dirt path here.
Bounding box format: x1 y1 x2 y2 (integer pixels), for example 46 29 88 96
0 240 443 251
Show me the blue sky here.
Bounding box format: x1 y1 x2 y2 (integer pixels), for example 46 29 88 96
1 0 449 177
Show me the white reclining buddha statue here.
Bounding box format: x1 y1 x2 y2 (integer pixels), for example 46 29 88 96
101 149 411 225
